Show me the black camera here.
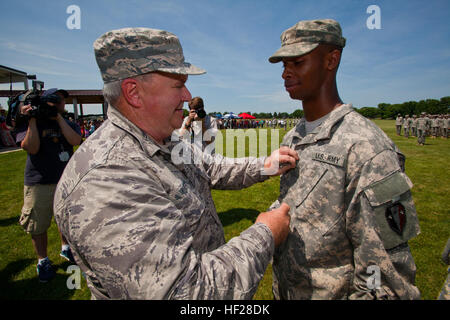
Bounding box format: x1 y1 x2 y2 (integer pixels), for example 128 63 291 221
25 81 59 119
26 93 59 119
194 108 206 119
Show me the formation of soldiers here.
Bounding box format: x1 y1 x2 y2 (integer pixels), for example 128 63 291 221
395 113 449 146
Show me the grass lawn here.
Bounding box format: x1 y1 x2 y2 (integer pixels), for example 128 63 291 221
0 121 448 300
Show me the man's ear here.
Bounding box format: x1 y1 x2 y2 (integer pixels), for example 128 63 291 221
326 49 342 71
121 78 143 108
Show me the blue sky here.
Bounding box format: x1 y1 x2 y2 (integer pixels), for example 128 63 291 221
1 0 449 115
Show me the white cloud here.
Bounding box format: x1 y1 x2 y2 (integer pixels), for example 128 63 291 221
2 41 74 63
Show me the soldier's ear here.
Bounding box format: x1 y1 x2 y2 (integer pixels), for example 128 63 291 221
121 78 144 109
326 49 341 71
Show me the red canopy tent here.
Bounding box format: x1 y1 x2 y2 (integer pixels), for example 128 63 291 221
238 113 256 119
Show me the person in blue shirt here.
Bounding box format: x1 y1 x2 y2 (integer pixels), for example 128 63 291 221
18 88 82 282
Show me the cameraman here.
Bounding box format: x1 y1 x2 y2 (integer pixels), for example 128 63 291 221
17 88 81 283
180 97 218 152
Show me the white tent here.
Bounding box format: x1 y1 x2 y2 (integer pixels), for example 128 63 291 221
223 112 240 119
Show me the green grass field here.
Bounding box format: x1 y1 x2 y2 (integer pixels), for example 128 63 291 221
0 120 448 300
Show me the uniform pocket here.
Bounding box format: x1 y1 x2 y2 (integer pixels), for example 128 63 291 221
363 171 420 250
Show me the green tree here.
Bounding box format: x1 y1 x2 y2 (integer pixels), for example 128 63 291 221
356 107 381 119
291 109 304 118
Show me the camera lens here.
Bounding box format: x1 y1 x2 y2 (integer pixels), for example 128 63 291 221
195 109 206 119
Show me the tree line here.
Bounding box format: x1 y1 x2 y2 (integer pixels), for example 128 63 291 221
197 96 450 120
355 96 450 119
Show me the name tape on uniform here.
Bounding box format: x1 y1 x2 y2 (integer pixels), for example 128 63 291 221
312 152 345 167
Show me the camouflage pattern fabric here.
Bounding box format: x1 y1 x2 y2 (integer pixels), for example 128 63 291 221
270 104 421 300
438 238 450 300
94 28 205 83
54 106 274 300
269 19 346 63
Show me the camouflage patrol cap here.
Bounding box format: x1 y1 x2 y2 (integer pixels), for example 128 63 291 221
94 27 206 83
269 19 346 63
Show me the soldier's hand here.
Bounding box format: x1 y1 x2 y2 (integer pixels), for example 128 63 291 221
255 203 290 247
262 146 299 176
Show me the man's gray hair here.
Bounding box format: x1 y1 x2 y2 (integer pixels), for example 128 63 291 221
102 73 153 107
103 79 122 107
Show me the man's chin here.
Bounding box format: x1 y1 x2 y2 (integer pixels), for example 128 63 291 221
287 91 304 100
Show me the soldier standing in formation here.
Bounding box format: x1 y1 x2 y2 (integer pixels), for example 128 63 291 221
411 115 417 137
403 115 411 138
431 115 439 138
395 113 403 136
424 113 432 136
416 113 427 146
268 19 421 299
444 115 449 139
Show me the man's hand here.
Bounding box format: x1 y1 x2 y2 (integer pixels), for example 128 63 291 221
185 109 198 127
255 203 291 247
20 104 33 117
263 146 299 176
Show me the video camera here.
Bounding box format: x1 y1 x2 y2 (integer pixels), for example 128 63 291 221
25 81 59 119
6 80 60 127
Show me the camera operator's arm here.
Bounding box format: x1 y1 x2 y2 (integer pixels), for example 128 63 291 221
56 113 81 146
20 105 40 155
179 109 196 136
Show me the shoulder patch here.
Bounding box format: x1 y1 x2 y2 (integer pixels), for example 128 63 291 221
385 202 407 235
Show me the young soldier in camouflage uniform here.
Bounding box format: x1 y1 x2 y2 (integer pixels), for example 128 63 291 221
268 19 421 299
54 28 299 299
395 114 403 136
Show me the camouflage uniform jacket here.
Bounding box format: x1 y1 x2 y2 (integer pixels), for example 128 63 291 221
402 118 411 128
54 106 274 300
416 117 427 130
272 104 421 300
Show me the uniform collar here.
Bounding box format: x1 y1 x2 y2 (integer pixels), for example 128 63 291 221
290 104 355 146
107 106 161 157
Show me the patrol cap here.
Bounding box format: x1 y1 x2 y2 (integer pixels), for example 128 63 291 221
269 19 346 63
94 27 206 83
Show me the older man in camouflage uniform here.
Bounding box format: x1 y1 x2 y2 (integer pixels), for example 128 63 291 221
53 28 298 299
268 19 421 299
